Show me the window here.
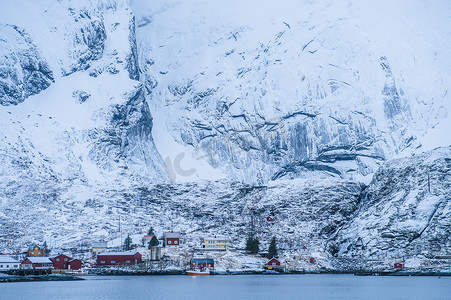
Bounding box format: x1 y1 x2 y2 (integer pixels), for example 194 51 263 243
126 260 130 263
111 260 115 263
64 258 67 261
168 241 172 244
14 265 18 268
101 261 105 264
57 258 59 261
272 263 276 266
38 251 41 254
0 265 3 268
174 240 178 244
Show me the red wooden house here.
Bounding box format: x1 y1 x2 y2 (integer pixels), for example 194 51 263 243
266 216 274 222
267 257 281 269
96 251 142 266
68 259 82 270
50 254 71 269
164 232 181 247
50 254 82 270
394 262 404 269
309 257 316 263
21 257 53 269
190 258 214 270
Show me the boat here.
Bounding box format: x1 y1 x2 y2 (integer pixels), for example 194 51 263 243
186 268 210 276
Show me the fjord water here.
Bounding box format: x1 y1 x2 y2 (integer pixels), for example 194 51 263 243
1 275 450 300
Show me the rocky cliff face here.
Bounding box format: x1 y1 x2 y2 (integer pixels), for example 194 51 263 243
132 0 450 184
334 147 451 258
0 0 165 186
0 24 54 105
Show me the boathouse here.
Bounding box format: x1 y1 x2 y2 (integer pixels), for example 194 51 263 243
190 258 214 269
267 257 281 269
96 251 142 266
21 257 53 269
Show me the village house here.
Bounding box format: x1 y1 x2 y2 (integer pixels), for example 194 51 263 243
67 259 82 270
164 232 181 247
0 256 20 271
267 257 281 270
21 257 54 269
50 254 82 270
27 244 47 257
190 258 214 270
394 262 404 269
202 235 229 250
96 251 142 266
92 242 108 254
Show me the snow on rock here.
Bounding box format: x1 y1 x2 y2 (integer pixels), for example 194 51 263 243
131 0 451 184
335 146 451 258
0 24 54 105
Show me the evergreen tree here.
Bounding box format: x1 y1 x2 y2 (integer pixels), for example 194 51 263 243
147 227 154 236
148 235 160 249
252 237 260 254
245 235 259 254
124 234 132 251
267 236 278 258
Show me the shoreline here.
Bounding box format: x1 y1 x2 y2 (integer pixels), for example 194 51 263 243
0 274 85 283
84 268 451 277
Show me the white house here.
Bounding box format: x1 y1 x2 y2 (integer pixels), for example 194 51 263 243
0 256 20 271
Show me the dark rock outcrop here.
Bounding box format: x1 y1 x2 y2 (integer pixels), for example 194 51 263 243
0 24 54 106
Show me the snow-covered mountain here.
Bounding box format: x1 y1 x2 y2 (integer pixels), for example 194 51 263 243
0 0 450 260
132 0 451 184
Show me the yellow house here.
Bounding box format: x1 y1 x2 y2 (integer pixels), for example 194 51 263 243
92 242 108 254
27 244 46 257
202 236 229 250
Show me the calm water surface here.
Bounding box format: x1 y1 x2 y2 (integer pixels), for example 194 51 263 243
1 274 450 300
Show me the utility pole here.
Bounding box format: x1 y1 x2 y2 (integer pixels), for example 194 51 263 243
119 215 122 250
427 170 431 193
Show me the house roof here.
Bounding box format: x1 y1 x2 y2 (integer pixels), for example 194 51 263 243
28 244 45 250
268 257 280 263
25 257 53 264
92 242 108 248
164 232 181 238
97 251 140 256
191 258 214 264
68 258 81 263
204 236 229 241
143 235 155 240
49 254 72 260
0 256 19 263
